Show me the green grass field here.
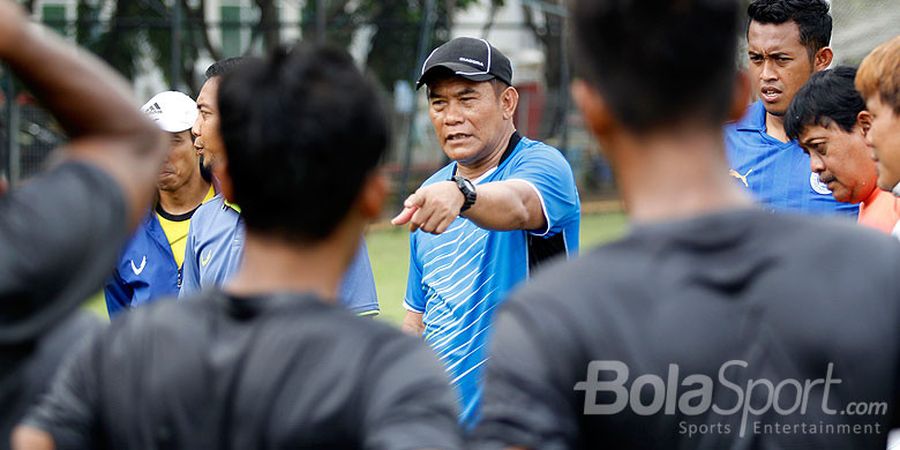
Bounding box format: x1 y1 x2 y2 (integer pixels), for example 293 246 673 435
87 212 629 325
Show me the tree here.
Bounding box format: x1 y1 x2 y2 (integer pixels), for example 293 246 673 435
520 0 566 139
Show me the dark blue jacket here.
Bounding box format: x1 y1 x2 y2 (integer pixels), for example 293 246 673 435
105 211 179 316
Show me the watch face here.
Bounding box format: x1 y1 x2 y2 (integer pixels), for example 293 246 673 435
462 179 476 191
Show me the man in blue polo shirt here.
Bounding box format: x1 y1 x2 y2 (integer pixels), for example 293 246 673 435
393 37 580 426
181 58 379 315
105 91 215 316
725 0 857 216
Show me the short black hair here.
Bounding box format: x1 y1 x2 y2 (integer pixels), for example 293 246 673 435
747 0 832 57
217 44 388 242
570 0 742 132
785 66 866 141
205 57 251 80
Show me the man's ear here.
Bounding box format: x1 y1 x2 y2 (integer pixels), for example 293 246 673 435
500 86 519 121
356 170 388 221
857 110 873 136
571 78 614 139
728 71 752 122
814 47 833 72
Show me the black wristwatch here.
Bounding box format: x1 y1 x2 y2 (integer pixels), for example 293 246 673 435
452 175 477 213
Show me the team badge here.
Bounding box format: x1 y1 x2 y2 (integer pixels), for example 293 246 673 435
809 172 832 195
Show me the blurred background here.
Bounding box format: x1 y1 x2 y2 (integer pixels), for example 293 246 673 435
0 0 897 197
0 0 897 322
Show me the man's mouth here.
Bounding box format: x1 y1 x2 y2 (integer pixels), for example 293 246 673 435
445 133 472 143
760 86 782 103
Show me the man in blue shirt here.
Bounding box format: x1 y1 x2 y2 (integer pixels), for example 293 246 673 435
182 59 379 315
105 91 215 316
394 37 581 426
725 0 857 217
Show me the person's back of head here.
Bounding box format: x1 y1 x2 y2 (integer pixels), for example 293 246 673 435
785 66 866 141
570 0 742 132
216 44 387 242
747 0 832 58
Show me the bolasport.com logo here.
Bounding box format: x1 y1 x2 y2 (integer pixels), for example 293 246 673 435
574 360 889 438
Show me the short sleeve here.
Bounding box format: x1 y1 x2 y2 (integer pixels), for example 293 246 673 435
0 161 127 345
178 217 201 299
21 329 104 450
362 336 463 450
403 233 426 313
506 146 579 237
470 296 580 450
338 239 380 315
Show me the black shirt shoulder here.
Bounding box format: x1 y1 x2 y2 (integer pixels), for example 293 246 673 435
476 208 900 449
35 289 462 450
0 161 127 346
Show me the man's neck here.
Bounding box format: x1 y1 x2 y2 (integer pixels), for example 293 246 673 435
224 226 360 302
456 126 516 179
765 111 789 143
158 176 210 215
606 126 755 223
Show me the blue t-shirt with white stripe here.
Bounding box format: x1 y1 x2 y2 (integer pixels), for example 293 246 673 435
405 134 580 426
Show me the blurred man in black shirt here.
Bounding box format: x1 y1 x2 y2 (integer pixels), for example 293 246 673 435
15 44 462 450
472 0 900 449
0 1 166 445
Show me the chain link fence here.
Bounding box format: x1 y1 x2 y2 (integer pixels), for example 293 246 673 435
2 0 897 197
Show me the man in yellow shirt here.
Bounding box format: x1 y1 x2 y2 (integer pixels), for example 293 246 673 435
104 91 214 315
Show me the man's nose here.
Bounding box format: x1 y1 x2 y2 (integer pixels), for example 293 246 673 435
760 60 778 81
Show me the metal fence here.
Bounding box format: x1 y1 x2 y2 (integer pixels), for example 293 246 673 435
2 0 897 196
0 9 616 199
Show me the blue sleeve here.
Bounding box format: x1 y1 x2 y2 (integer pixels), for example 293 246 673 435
506 146 580 237
178 219 201 299
103 271 132 317
403 233 426 314
337 238 380 315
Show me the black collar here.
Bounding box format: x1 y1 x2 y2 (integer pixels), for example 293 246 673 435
156 202 201 222
499 131 522 167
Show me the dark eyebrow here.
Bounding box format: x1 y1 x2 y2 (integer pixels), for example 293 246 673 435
428 86 480 99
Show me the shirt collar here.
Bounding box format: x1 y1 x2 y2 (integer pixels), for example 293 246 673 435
734 100 767 132
223 199 241 213
451 130 522 178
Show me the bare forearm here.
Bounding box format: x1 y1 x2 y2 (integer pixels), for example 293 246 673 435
1 12 165 228
463 180 545 231
3 23 153 142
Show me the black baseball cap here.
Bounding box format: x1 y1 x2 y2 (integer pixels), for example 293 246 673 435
416 37 513 90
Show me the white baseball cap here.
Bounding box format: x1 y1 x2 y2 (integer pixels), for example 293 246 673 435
141 91 198 133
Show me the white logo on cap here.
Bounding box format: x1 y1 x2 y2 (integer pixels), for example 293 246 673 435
459 57 485 67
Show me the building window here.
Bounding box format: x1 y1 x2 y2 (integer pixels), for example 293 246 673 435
42 4 68 36
221 5 243 57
